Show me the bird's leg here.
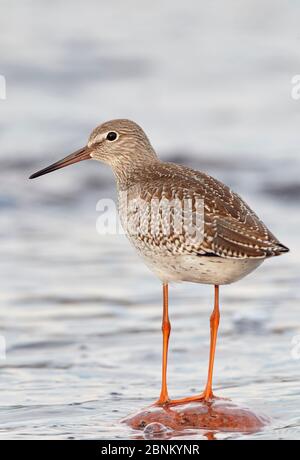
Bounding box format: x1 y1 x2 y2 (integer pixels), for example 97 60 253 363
202 284 220 399
154 283 171 405
169 285 220 405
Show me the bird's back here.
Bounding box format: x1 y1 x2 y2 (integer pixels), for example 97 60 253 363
119 161 289 260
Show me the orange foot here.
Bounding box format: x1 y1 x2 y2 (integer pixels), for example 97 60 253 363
168 391 220 406
152 397 171 407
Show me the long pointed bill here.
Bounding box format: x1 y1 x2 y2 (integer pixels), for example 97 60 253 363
29 146 92 179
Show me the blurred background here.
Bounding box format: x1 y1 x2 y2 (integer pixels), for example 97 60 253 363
0 0 299 440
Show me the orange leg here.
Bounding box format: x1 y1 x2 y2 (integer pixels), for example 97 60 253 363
170 285 220 405
154 283 171 405
202 284 220 399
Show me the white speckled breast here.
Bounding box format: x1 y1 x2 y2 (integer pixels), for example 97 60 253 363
119 204 264 285
116 163 284 285
140 254 264 285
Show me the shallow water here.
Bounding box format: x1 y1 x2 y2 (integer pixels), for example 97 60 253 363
0 0 300 440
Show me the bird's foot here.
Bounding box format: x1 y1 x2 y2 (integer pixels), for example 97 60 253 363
152 393 171 407
168 390 219 406
153 389 224 407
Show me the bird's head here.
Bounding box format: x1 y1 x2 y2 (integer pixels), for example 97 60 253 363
29 119 157 180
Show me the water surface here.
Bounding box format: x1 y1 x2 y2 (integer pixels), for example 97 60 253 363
0 0 300 440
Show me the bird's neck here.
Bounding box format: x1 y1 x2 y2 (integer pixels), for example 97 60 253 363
112 152 160 189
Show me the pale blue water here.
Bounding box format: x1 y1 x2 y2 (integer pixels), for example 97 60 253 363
0 0 300 440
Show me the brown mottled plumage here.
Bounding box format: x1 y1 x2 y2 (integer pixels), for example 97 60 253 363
119 161 288 260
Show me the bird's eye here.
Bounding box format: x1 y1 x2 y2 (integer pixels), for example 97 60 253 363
106 132 118 141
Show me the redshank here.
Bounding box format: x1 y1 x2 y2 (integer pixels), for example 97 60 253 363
29 119 289 406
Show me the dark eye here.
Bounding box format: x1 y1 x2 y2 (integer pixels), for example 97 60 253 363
106 131 118 141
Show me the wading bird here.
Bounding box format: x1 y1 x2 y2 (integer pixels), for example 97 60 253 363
30 119 289 406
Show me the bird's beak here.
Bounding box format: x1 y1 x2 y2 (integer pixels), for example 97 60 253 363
29 146 92 179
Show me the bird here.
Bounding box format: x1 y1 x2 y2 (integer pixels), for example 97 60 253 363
29 119 289 406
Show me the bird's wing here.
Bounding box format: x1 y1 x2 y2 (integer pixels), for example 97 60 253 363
136 163 289 259
196 173 287 258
